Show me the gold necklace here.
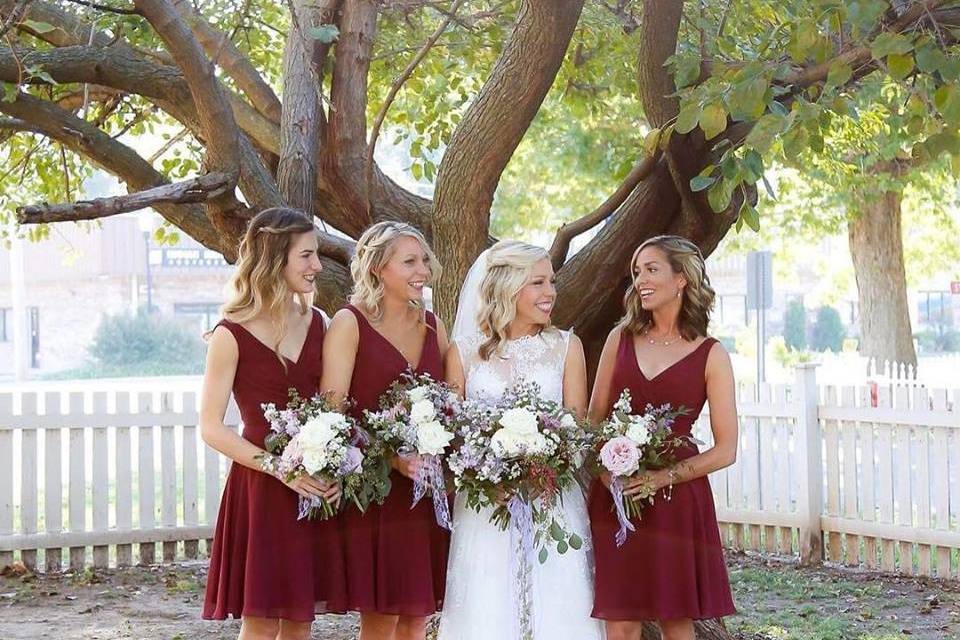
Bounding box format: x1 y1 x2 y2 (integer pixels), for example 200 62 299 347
643 330 681 346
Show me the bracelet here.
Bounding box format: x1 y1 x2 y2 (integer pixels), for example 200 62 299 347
664 468 678 502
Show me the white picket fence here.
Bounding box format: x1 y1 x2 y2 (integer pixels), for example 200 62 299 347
0 366 958 578
694 364 960 578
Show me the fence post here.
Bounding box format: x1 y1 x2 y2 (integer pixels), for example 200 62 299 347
795 363 822 566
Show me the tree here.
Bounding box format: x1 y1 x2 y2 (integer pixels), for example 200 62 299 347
811 305 845 352
783 298 807 350
3 0 957 380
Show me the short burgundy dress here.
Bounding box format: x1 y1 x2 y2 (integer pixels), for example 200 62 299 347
340 304 449 616
588 332 736 621
203 310 347 621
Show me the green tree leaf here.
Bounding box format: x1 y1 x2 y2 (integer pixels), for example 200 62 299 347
826 61 852 88
690 175 717 192
308 24 339 43
870 32 913 59
675 102 702 134
886 53 914 80
699 102 727 139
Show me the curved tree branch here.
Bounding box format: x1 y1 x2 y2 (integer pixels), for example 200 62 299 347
431 0 586 322
323 0 433 238
17 172 232 222
637 0 682 127
0 90 230 255
365 0 465 211
133 0 241 224
171 0 282 122
548 150 662 270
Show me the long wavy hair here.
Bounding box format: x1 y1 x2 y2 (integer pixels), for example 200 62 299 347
477 240 555 360
220 207 317 361
349 220 440 321
621 235 715 340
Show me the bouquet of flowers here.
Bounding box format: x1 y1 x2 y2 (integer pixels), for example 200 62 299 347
364 372 461 529
448 381 591 562
261 389 380 519
593 389 691 545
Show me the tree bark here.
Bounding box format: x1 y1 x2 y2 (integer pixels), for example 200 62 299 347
848 189 918 368
431 0 585 323
278 0 327 214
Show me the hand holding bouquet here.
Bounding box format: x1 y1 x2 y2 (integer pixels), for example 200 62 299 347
449 381 591 562
260 390 375 519
364 372 461 529
593 390 691 545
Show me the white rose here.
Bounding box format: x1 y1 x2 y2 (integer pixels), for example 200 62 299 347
625 416 652 446
299 413 341 448
490 429 521 457
498 407 539 437
410 399 437 425
416 420 453 455
560 414 578 430
300 447 328 475
407 385 431 403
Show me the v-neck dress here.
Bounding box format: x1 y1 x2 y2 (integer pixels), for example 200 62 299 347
203 310 348 621
339 304 449 615
587 331 735 621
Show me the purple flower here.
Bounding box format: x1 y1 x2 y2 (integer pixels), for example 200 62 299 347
339 446 364 475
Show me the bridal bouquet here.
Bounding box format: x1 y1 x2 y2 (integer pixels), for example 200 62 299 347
364 372 461 529
260 389 378 519
592 390 691 545
448 381 591 562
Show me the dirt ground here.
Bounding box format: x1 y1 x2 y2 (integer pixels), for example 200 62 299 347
0 553 957 639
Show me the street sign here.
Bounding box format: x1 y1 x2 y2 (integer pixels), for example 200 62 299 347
746 251 773 310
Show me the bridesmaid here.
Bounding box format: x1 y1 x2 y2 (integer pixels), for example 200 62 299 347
201 208 346 639
587 235 738 640
321 221 450 640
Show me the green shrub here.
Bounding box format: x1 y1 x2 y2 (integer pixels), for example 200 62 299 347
810 306 845 352
783 299 807 350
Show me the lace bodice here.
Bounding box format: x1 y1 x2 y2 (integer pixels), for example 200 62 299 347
456 329 571 405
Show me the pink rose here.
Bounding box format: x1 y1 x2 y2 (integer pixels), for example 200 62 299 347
600 436 640 477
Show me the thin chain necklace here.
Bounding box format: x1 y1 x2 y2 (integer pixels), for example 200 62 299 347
643 329 681 346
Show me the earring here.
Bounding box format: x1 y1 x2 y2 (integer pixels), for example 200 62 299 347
676 289 682 298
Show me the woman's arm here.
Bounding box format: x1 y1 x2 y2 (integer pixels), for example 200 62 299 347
629 341 739 496
562 332 588 418
587 326 622 424
444 341 466 400
320 309 360 405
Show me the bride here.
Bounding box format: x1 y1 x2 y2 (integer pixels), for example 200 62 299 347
438 240 604 640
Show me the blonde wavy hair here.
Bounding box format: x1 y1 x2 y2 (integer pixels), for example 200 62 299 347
349 220 440 321
621 235 715 340
477 240 555 360
220 207 317 361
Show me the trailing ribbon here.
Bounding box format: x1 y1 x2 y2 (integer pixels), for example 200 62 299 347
412 455 453 531
610 476 636 547
507 495 535 640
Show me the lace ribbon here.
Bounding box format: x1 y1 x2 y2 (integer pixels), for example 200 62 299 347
412 455 453 530
508 495 535 640
609 477 636 547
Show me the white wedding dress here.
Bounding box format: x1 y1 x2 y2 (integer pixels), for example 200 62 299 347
438 329 604 640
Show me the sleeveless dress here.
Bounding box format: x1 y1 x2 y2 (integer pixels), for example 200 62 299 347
203 309 347 621
339 304 449 616
588 332 735 621
438 330 604 640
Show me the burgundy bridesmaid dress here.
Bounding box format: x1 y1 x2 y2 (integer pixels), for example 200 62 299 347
588 332 736 621
340 304 449 616
203 310 347 621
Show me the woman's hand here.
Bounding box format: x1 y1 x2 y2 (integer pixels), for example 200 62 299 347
621 470 667 500
284 474 340 506
392 453 423 480
598 470 613 490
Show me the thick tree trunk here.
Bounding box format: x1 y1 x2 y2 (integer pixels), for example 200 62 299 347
848 189 918 368
431 0 585 324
